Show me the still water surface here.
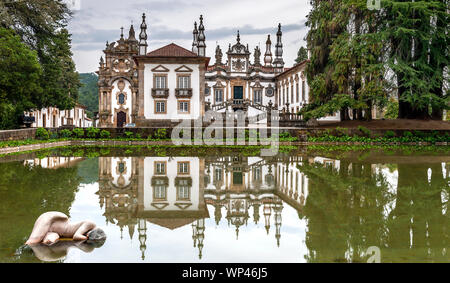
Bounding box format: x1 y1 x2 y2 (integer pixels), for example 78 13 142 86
0 147 449 263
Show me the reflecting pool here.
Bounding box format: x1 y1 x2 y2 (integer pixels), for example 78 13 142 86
0 147 449 262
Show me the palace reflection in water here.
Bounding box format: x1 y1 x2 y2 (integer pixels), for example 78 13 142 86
96 155 314 260
4 151 447 263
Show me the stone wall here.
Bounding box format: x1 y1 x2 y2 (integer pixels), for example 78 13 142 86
1 127 449 142
0 128 36 141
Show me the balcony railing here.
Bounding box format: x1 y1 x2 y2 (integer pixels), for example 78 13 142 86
151 88 169 98
175 88 193 98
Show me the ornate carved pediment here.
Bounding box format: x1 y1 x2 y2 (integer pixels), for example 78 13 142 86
175 65 193 72
213 80 225 88
232 58 246 72
151 176 169 186
151 203 169 210
151 65 170 72
175 177 192 186
113 59 131 73
252 80 263 89
174 203 192 210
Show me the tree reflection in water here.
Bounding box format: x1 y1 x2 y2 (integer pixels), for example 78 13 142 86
300 159 449 263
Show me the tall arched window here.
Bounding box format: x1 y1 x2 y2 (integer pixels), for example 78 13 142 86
119 93 125 104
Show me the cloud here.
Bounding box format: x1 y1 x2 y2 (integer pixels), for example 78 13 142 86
68 0 310 72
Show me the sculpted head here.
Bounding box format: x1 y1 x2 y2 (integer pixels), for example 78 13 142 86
86 228 106 247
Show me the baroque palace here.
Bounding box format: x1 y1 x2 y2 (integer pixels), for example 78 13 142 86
94 154 323 260
97 13 338 128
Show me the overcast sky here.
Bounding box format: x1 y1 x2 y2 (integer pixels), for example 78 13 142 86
67 0 311 73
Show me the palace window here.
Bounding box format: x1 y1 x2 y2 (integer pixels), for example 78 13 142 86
155 75 167 89
155 161 166 175
118 93 125 105
178 76 191 89
118 162 125 173
296 83 299 103
214 89 224 104
253 89 262 104
178 101 190 113
302 81 306 101
155 101 166 114
278 88 281 106
286 86 289 103
178 162 190 174
291 85 294 103
153 182 167 200
178 186 190 200
214 167 222 182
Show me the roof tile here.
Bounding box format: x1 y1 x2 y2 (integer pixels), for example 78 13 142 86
146 43 198 57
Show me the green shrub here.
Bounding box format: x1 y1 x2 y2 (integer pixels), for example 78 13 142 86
59 129 72 138
403 131 413 139
135 133 142 139
124 131 134 139
384 130 395 139
35 128 49 140
385 99 399 119
334 127 348 137
100 130 111 139
73 128 84 138
49 131 59 139
357 126 371 138
86 127 100 138
154 128 168 140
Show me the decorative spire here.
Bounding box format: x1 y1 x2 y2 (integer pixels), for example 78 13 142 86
264 34 273 67
139 13 148 55
197 15 206 56
99 56 104 68
236 30 240 43
192 21 198 54
128 24 136 41
273 23 284 71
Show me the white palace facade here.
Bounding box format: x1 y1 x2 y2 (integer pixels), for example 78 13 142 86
96 153 321 260
97 13 339 128
24 104 93 128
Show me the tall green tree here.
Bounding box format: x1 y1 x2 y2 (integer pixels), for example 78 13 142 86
384 0 449 119
0 28 42 129
78 73 99 118
295 46 308 64
303 0 449 121
37 28 80 110
0 0 80 128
